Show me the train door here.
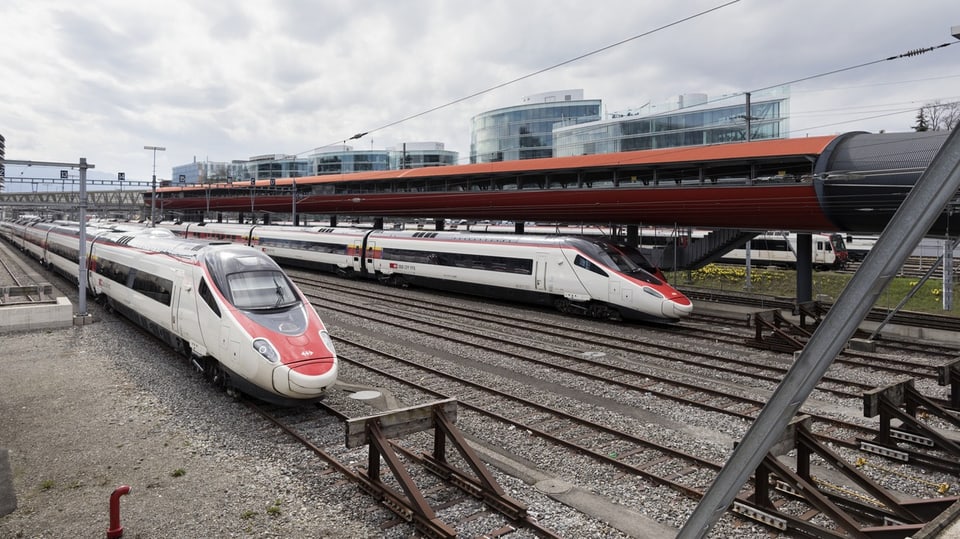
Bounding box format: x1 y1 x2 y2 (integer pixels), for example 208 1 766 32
363 239 378 276
535 253 548 291
177 270 214 357
355 239 368 274
813 239 829 266
170 269 183 335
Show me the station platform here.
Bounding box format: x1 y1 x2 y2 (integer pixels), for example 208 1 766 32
693 296 960 346
0 242 76 333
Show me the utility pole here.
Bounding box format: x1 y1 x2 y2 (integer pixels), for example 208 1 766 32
144 145 166 225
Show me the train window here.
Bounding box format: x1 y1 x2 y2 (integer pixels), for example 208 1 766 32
574 255 608 277
382 247 433 263
130 270 173 306
47 241 80 263
258 236 345 254
95 258 130 285
381 247 533 274
198 278 221 317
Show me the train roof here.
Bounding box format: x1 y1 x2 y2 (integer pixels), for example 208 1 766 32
95 227 233 259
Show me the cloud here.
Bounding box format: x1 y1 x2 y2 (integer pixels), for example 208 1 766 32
1 0 958 186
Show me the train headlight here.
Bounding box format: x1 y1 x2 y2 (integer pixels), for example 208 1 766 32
642 287 665 299
319 330 337 356
253 338 280 363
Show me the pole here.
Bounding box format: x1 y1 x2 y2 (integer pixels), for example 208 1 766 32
144 145 166 225
744 91 752 142
78 158 89 318
943 238 956 310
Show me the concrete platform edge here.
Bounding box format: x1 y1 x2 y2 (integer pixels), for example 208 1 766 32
0 297 74 333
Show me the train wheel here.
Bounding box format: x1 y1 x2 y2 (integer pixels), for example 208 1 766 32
380 274 408 288
197 356 229 391
587 303 616 320
176 339 191 358
555 298 590 316
554 298 574 314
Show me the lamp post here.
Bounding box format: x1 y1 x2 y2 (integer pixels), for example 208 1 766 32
144 145 166 225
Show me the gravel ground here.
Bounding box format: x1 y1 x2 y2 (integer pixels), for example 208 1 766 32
0 267 638 538
0 306 384 538
3 248 959 538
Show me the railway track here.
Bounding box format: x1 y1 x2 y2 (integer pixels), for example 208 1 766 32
4 237 957 537
0 239 52 304
681 285 960 335
331 333 959 538
245 393 561 538
844 255 960 280
294 273 952 406
289 271 960 536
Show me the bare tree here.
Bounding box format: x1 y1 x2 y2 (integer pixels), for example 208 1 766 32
919 100 960 131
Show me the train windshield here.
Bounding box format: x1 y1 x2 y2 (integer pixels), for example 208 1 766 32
204 247 302 312
829 233 847 252
227 271 300 311
580 239 663 285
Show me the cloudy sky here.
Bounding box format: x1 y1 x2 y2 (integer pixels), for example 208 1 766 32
2 0 958 189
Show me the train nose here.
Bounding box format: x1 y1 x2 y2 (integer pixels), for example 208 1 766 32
274 359 338 397
663 295 694 319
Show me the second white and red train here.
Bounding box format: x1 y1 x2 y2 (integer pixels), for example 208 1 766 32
165 222 693 322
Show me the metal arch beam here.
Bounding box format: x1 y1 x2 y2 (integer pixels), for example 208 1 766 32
678 125 960 538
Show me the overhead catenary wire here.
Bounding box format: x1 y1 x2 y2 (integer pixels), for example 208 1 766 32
300 0 741 154
304 30 956 161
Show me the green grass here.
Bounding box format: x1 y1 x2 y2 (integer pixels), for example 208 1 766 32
672 264 959 316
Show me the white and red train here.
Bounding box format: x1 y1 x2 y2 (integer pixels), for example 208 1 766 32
164 222 693 322
0 218 339 405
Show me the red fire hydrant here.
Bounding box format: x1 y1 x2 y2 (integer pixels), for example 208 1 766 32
106 485 131 539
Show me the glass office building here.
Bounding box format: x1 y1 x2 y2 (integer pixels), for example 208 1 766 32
311 143 457 175
171 143 458 183
470 90 602 163
553 88 789 156
171 156 306 186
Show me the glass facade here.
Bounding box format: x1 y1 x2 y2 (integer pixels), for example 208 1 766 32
251 156 310 179
171 144 458 182
554 89 790 156
166 88 787 180
172 157 306 186
390 142 458 169
314 151 390 175
310 143 457 175
470 91 602 163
